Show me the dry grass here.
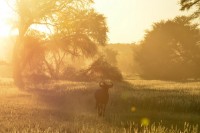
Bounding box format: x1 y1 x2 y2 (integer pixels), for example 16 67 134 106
0 79 199 132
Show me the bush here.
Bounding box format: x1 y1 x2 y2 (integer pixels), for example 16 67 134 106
80 57 123 81
62 66 78 80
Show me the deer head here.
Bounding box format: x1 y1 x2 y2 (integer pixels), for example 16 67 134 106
99 80 113 89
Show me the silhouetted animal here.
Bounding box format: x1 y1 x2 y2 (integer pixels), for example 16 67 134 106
95 81 113 116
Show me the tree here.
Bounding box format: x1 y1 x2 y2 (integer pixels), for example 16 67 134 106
7 0 108 88
136 16 200 80
180 0 200 18
104 48 118 66
21 32 48 84
80 57 123 81
43 9 107 79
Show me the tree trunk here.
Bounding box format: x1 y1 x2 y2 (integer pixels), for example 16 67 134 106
13 38 24 89
12 23 29 89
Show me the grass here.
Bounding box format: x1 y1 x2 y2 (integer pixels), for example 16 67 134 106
0 79 199 132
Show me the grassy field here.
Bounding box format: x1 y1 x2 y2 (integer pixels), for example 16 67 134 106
0 79 199 133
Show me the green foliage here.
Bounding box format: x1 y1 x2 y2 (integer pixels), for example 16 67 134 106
136 16 200 80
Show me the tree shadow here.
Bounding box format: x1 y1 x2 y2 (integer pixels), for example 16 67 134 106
20 80 200 131
25 82 97 120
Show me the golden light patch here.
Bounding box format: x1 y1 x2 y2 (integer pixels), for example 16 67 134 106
141 118 150 126
131 106 136 112
0 1 13 37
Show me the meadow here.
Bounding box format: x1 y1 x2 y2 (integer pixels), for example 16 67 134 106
0 78 199 133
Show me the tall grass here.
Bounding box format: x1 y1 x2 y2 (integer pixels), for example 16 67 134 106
0 79 199 132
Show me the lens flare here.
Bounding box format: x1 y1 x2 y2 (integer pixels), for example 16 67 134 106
131 106 136 112
141 118 150 126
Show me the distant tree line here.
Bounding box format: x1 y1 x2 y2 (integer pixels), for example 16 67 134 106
135 16 200 80
133 1 200 80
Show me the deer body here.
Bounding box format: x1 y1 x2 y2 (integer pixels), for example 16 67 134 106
95 81 113 117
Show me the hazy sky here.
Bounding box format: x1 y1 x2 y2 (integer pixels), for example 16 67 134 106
93 0 191 43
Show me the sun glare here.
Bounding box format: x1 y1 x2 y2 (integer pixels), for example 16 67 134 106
0 0 14 37
0 22 11 37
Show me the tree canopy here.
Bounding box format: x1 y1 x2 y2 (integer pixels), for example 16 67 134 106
136 16 200 80
180 0 200 18
8 0 108 87
80 57 123 81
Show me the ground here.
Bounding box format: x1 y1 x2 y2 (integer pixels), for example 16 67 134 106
0 78 199 133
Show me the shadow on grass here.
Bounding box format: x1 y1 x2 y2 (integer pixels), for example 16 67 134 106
20 80 200 131
25 82 97 119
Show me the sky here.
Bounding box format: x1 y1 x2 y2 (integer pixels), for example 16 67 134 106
0 0 192 60
93 0 191 43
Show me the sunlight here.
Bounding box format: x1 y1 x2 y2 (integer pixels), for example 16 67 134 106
93 0 191 43
0 23 11 37
0 1 52 37
0 1 15 61
0 0 13 37
131 106 136 112
141 118 150 126
30 24 53 35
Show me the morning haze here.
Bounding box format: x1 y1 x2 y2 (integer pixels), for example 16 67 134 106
0 0 199 132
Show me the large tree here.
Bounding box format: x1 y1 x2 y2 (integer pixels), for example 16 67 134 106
7 0 108 88
136 16 200 80
43 9 107 79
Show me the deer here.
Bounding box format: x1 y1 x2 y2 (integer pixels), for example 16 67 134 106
95 80 113 117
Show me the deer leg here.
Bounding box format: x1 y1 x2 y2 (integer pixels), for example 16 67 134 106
97 104 101 116
102 104 106 117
